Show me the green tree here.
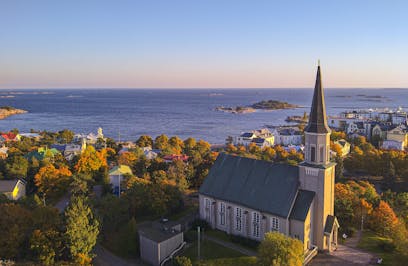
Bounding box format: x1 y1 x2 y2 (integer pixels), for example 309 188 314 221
30 229 63 265
6 155 29 179
257 232 303 266
58 129 74 144
64 196 99 264
136 135 153 148
154 134 169 150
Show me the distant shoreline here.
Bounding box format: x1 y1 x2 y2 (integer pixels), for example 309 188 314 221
0 106 27 120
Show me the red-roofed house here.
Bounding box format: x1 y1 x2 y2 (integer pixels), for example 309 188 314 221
0 132 21 142
163 154 189 163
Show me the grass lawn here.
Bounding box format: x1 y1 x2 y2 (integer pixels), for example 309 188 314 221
204 229 259 251
182 239 244 263
357 230 408 266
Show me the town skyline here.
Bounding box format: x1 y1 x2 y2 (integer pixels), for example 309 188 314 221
1 0 407 89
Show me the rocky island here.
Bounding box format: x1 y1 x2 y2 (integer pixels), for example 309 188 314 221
0 106 27 120
216 100 299 114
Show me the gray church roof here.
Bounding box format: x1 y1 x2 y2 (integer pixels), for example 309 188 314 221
289 190 315 221
199 153 299 218
305 64 331 134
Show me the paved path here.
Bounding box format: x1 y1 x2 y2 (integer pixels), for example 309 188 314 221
344 230 362 248
203 235 257 256
311 244 375 266
54 193 70 213
93 245 146 266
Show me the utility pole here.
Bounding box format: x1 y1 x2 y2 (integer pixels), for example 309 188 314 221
197 226 201 261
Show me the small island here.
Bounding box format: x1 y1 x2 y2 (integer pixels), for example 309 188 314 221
0 106 27 120
216 99 299 114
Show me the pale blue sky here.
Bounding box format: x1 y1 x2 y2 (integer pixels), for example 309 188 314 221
1 0 407 88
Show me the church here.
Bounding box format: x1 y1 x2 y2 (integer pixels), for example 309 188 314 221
199 64 339 253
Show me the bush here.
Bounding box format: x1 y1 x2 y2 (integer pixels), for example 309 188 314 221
229 235 259 249
174 256 192 266
378 239 395 252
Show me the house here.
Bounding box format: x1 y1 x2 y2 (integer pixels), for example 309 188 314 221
386 125 408 149
270 127 303 146
0 146 8 159
0 179 26 200
333 139 351 157
346 121 366 135
139 219 185 266
163 154 188 163
199 64 339 255
0 132 21 142
235 129 275 147
51 138 86 160
109 165 133 195
25 147 61 161
143 147 160 160
371 123 390 141
73 127 104 145
381 140 404 151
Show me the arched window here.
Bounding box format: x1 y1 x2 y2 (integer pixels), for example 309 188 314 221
311 147 316 162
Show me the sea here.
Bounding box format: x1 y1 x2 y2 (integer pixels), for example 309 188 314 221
0 88 407 144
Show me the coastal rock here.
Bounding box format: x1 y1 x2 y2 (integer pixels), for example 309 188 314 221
216 99 299 114
0 106 28 120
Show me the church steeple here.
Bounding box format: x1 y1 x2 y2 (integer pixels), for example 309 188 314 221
304 62 331 134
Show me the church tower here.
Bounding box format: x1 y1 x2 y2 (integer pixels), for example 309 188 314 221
299 63 337 251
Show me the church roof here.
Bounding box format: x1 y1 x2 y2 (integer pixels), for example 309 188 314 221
305 64 331 134
199 153 299 218
289 190 315 221
324 215 339 235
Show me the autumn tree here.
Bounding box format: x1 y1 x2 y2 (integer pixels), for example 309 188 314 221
75 146 107 177
58 129 74 144
257 232 303 266
35 164 72 201
30 229 63 265
118 151 137 166
65 196 99 264
370 200 399 236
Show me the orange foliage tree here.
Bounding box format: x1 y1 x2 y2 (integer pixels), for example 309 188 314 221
35 164 72 200
75 146 107 175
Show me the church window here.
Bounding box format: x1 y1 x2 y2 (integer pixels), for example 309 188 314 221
205 198 211 220
320 146 324 162
235 207 242 231
252 212 260 238
219 203 226 226
271 217 279 231
311 147 316 162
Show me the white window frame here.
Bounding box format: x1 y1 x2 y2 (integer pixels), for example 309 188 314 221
271 217 279 231
205 198 211 221
252 212 260 238
219 202 226 226
235 207 242 232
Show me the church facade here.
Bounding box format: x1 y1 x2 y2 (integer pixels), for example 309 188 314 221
198 64 339 252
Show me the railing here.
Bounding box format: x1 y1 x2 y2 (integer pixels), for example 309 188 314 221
159 241 187 266
303 245 318 266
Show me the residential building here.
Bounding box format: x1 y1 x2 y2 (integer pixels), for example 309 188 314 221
386 125 408 149
0 179 26 200
163 154 188 163
139 219 185 266
333 139 351 157
0 132 21 142
25 147 61 161
270 127 303 146
199 64 339 254
234 128 275 147
109 165 133 195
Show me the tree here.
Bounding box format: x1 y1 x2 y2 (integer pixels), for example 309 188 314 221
174 256 192 266
75 146 107 175
5 155 29 179
118 151 137 166
58 129 74 144
257 232 303 266
370 200 399 236
168 136 184 154
34 164 72 201
64 196 99 264
0 203 32 259
136 135 153 148
30 229 63 265
154 134 169 150
184 137 197 153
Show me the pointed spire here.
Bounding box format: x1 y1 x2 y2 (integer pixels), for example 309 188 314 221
304 63 330 134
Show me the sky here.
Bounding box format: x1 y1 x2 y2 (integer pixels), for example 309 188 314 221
0 0 407 89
